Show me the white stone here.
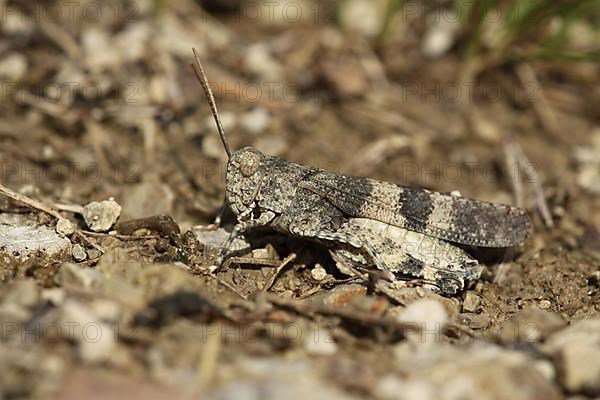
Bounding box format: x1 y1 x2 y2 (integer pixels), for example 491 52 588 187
304 324 337 356
82 28 119 72
193 226 251 259
545 318 600 393
60 300 116 363
56 218 75 237
239 108 271 135
72 244 87 262
311 264 328 281
120 181 174 220
0 52 27 81
539 299 552 310
59 263 103 289
82 199 122 232
4 280 39 308
422 11 461 58
41 288 66 306
0 213 71 265
340 0 383 38
397 299 448 347
462 292 481 312
244 43 283 80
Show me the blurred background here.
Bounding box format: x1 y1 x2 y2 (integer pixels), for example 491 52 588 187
1 0 598 225
1 0 600 398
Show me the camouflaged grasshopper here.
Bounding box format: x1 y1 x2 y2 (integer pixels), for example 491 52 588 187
191 49 532 295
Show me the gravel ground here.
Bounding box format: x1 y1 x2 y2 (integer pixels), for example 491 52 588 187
0 0 599 399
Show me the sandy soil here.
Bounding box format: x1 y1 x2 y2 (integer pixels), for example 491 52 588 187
0 0 599 399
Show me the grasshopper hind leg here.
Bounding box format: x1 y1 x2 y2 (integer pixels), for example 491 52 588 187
330 245 465 296
330 218 481 296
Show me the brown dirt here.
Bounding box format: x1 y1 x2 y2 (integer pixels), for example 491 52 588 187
0 0 599 399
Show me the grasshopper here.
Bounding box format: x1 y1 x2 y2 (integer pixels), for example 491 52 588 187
190 49 532 295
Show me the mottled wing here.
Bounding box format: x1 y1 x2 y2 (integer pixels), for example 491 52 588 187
298 172 531 247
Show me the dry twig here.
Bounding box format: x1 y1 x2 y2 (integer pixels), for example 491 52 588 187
261 253 298 293
207 273 249 301
503 135 553 227
515 63 561 141
0 183 63 219
263 293 418 337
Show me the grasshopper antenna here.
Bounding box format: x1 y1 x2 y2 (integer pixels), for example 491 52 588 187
191 48 232 159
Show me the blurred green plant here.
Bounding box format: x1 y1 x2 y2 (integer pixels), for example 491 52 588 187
378 0 406 43
461 0 600 63
151 0 168 15
376 0 599 63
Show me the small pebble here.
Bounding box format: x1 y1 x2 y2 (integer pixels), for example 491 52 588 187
375 376 434 400
494 307 565 343
340 0 383 37
422 10 460 58
82 28 119 72
58 263 103 289
311 264 328 281
56 218 75 237
72 244 87 262
86 248 102 260
462 292 481 313
239 107 271 135
305 324 337 356
4 280 39 308
398 299 448 347
244 43 283 79
120 181 174 220
193 226 251 257
60 300 116 362
458 312 491 330
545 317 600 393
41 288 66 306
539 299 552 309
0 52 27 81
82 199 122 232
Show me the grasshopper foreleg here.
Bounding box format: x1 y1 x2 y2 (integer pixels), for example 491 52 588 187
214 210 276 268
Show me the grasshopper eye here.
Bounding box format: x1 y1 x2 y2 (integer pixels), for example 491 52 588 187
239 151 261 177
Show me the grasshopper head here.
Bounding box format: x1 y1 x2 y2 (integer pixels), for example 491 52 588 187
225 147 267 217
